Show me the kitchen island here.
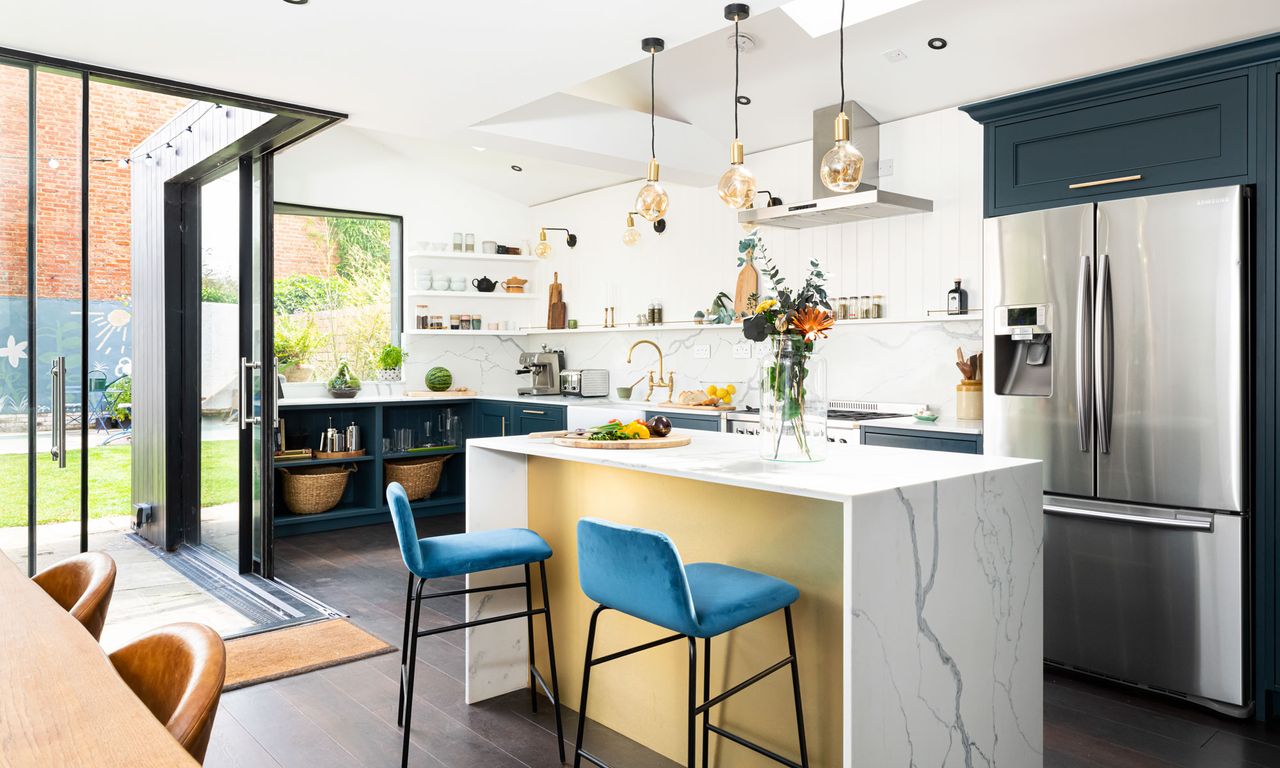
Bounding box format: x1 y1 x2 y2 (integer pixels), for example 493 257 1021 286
465 430 1042 767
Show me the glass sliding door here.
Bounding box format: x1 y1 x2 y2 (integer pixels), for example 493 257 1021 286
0 62 90 576
193 155 273 575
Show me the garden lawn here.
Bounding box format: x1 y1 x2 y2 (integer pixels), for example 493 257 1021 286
0 440 238 528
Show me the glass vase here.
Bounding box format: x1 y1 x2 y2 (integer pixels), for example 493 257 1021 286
758 334 828 462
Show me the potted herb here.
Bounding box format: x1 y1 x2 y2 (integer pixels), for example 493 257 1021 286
327 360 362 399
739 231 834 462
374 344 406 382
274 315 328 383
105 374 132 428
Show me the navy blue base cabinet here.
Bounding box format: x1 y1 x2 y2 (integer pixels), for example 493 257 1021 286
859 425 982 455
964 33 1280 718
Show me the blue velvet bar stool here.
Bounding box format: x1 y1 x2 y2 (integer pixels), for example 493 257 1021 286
573 517 809 768
386 482 565 766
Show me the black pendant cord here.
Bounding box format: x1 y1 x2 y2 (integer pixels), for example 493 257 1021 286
838 0 846 114
650 52 656 160
733 18 740 139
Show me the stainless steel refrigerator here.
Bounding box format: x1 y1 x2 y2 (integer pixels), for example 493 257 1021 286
984 185 1250 715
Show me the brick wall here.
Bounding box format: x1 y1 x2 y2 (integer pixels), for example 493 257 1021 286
274 214 338 278
0 67 191 301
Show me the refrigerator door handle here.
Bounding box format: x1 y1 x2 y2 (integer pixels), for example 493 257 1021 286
1076 254 1093 452
1044 502 1214 531
1094 252 1113 454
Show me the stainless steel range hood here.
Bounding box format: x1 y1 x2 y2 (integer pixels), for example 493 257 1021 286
738 101 932 230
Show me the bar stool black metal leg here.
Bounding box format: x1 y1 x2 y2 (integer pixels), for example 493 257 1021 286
784 607 809 768
687 637 697 768
539 560 566 763
573 605 605 768
401 578 426 768
398 572 414 727
524 564 537 715
702 637 711 768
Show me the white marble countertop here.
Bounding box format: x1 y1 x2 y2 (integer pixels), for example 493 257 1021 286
468 430 1031 503
279 390 722 411
862 415 984 435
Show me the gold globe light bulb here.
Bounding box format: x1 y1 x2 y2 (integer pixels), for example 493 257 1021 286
819 111 864 193
635 159 669 222
717 139 757 209
622 213 642 246
534 228 553 258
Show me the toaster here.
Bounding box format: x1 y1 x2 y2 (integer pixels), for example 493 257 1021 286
560 369 610 397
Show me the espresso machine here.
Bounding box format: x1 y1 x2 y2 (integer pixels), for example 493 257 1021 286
516 347 563 396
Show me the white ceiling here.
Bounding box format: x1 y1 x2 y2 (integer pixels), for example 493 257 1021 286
5 0 1279 204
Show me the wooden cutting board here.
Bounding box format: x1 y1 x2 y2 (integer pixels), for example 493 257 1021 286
654 402 737 412
552 434 692 450
404 388 478 398
733 246 759 319
547 271 567 330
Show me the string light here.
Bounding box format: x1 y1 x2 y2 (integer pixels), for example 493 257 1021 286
8 102 225 170
47 158 59 169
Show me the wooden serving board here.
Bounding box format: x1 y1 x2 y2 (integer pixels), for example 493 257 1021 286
552 434 692 450
404 388 478 398
654 401 737 412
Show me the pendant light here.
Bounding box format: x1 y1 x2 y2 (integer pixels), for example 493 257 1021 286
634 37 670 222
818 0 865 194
717 4 757 209
622 213 642 246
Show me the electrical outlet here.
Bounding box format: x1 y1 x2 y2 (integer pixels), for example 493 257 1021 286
733 342 752 359
879 157 895 177
693 344 710 359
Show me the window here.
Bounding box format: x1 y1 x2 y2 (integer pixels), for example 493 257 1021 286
267 205 402 382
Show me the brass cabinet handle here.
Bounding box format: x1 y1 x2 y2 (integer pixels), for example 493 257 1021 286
521 409 545 415
1068 174 1142 190
500 416 506 436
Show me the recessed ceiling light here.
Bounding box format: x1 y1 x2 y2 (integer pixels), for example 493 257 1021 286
283 0 308 5
736 95 752 106
472 146 486 152
511 165 523 172
927 37 948 50
726 32 756 53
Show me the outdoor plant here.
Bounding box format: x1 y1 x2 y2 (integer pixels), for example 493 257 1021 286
105 375 132 424
274 315 328 368
738 231 834 461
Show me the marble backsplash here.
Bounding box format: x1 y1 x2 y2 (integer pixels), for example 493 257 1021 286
385 319 983 418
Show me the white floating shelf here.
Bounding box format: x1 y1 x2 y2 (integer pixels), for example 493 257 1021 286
404 329 527 337
406 290 537 300
407 250 538 263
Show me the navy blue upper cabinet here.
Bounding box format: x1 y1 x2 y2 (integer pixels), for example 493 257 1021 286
987 74 1251 214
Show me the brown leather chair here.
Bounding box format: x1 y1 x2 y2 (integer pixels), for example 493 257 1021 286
109 622 227 763
32 551 117 641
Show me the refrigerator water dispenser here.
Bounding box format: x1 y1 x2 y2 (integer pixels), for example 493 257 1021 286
993 304 1052 397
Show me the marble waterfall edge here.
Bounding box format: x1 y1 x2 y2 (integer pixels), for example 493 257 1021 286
846 466 1043 767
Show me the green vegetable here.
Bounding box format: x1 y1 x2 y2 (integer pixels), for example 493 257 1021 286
587 421 627 441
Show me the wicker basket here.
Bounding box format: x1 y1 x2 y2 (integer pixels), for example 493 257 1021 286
278 465 355 515
385 455 450 501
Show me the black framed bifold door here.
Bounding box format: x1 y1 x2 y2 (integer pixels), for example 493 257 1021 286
0 62 91 576
184 154 274 576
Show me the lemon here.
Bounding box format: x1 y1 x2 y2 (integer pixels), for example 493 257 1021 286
725 384 737 395
706 385 718 396
715 387 728 399
721 394 733 405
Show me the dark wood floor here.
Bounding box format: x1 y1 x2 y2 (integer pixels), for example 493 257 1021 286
204 517 1280 768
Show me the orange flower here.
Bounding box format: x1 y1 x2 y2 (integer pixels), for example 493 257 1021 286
790 306 835 340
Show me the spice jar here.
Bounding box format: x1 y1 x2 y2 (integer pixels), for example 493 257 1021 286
416 304 430 330
471 313 482 330
449 313 461 330
871 294 884 319
460 313 470 331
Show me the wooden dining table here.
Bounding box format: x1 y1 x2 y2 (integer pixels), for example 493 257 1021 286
0 556 200 767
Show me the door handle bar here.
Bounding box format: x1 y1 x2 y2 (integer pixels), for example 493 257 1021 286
1044 503 1213 531
1075 254 1093 453
49 357 66 467
239 357 261 430
1094 252 1113 454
